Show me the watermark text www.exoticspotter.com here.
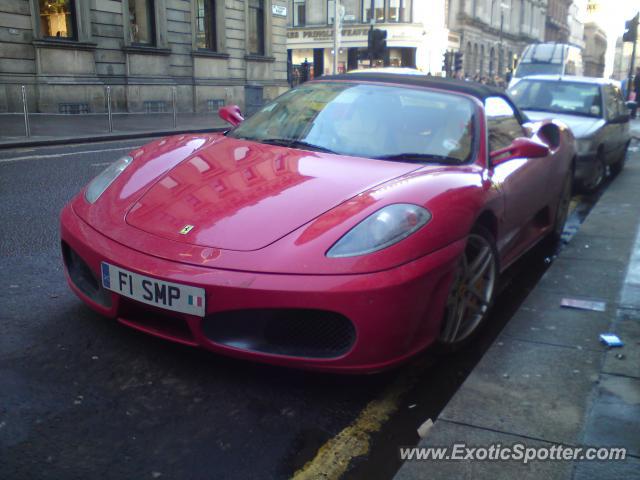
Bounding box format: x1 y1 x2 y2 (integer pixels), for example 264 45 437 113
399 443 627 464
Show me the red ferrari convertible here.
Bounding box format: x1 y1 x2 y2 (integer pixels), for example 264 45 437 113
60 73 574 373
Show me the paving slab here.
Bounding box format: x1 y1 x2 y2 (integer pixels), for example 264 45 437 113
580 374 640 458
519 286 616 315
560 233 635 265
394 420 572 480
572 455 640 480
535 257 627 303
501 291 612 351
439 338 602 445
602 309 640 379
571 208 640 239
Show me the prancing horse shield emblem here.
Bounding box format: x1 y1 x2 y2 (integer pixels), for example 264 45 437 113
179 225 195 235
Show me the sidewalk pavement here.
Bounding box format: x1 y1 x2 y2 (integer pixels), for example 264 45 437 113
0 112 228 148
394 145 640 479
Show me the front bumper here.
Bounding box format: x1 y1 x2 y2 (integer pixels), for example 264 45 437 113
60 204 464 373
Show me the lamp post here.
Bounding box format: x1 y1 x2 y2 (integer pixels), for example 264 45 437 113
495 1 510 75
332 0 345 74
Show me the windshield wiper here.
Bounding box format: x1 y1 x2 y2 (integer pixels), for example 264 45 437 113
286 140 337 154
374 153 462 164
255 137 293 147
255 138 336 154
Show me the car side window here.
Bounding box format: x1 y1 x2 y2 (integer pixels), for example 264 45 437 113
604 86 618 121
485 97 524 152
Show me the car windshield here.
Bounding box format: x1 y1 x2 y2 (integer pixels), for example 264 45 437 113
228 82 475 164
508 79 602 118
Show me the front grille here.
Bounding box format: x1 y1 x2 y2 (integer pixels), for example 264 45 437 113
62 242 112 308
202 309 356 359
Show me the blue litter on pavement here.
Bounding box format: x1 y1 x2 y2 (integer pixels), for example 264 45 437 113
599 333 624 347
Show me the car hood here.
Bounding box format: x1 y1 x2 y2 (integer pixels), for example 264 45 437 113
523 110 604 139
124 136 422 251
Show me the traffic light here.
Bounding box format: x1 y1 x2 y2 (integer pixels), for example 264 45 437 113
623 13 639 43
443 51 451 76
367 28 387 60
454 51 463 72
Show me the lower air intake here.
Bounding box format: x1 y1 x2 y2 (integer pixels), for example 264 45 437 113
202 309 356 359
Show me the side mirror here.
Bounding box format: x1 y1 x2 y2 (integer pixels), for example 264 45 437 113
218 104 244 127
490 137 550 165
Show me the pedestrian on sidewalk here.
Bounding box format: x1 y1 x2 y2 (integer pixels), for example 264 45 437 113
632 67 640 119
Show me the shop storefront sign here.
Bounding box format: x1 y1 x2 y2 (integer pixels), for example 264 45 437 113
287 28 370 40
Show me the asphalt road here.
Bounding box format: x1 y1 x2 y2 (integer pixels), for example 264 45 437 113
0 138 608 480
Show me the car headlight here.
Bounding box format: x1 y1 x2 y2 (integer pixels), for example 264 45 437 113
326 204 431 258
85 155 133 203
575 139 594 156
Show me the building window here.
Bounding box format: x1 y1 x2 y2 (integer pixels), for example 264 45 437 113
293 0 305 26
363 0 388 23
363 0 372 22
401 0 411 22
248 0 265 55
38 0 77 39
374 0 384 22
342 0 358 22
196 0 217 50
129 0 155 45
388 0 400 21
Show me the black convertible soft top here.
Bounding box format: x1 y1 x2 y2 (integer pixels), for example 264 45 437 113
314 72 526 123
318 73 502 99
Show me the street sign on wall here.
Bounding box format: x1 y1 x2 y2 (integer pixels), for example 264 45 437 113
272 4 287 16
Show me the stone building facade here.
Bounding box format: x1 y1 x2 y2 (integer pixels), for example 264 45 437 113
544 0 571 43
0 0 289 114
613 35 640 82
583 21 606 77
567 0 585 50
446 0 548 79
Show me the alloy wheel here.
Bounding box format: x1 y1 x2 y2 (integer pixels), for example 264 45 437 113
439 232 497 345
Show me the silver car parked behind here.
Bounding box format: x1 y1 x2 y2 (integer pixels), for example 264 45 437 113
508 75 632 192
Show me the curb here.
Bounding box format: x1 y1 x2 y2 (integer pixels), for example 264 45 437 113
0 127 227 149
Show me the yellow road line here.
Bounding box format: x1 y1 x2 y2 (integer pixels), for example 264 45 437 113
292 368 422 480
568 196 580 216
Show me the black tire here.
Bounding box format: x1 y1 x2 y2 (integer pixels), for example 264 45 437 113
550 172 572 243
437 225 499 351
579 150 606 194
610 141 630 176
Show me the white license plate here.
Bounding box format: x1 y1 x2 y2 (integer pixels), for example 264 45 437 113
101 262 205 316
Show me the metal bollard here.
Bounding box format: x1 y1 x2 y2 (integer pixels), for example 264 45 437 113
105 86 113 133
21 85 30 137
172 87 177 129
